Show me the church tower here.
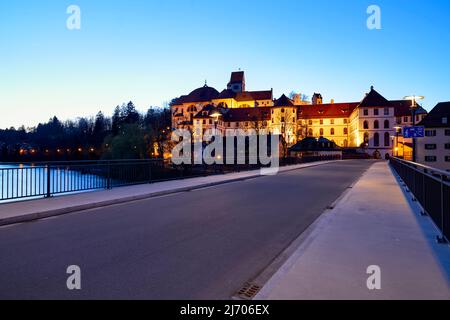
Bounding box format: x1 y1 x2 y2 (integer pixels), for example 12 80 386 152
227 71 245 93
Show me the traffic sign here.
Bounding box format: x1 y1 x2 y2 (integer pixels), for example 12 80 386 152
403 126 425 138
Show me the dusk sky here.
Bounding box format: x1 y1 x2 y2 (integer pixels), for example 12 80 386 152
1 0 450 129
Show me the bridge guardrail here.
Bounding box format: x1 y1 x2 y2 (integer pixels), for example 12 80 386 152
390 157 449 243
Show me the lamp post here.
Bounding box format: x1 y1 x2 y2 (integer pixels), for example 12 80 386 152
404 95 424 162
393 126 402 157
209 109 222 135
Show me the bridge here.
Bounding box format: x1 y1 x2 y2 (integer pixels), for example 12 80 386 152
0 159 448 299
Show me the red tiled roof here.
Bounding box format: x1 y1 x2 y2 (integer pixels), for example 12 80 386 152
274 94 294 107
236 90 272 101
390 100 427 117
359 87 390 107
223 107 271 122
216 90 272 101
298 103 359 118
418 102 450 128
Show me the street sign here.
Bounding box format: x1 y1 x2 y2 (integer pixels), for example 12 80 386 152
403 126 425 138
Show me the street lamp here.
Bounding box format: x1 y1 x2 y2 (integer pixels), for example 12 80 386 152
404 95 424 162
393 126 402 157
210 109 222 135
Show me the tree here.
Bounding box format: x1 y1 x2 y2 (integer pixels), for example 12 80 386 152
103 124 147 159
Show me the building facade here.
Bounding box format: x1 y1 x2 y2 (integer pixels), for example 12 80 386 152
417 102 450 171
171 71 426 159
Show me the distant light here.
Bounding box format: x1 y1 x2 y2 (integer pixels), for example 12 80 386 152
78 148 83 152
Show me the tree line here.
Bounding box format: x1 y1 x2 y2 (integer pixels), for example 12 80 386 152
0 102 172 162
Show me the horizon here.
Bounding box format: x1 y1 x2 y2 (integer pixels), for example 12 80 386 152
1 0 450 129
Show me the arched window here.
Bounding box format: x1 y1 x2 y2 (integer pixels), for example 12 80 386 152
320 128 324 136
364 121 369 129
308 128 313 136
374 133 380 147
374 120 379 129
384 120 390 129
330 128 335 135
384 132 390 147
364 132 369 144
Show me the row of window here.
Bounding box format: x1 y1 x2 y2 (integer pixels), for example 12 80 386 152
425 144 450 150
397 115 426 124
363 132 391 147
425 156 450 163
307 119 348 126
308 128 348 136
425 129 450 137
363 120 390 130
363 108 390 116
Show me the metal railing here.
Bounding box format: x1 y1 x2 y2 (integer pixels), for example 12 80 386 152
0 155 341 203
390 157 450 242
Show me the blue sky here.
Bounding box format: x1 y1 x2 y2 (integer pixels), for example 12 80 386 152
1 0 449 129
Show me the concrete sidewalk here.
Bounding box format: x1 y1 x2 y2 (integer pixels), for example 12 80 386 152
256 162 450 300
0 161 334 227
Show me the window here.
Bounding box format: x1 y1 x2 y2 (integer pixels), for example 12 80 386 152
374 133 380 147
344 119 348 124
363 121 369 129
384 132 390 147
363 109 369 116
404 116 409 123
443 117 448 125
281 109 285 113
374 120 379 129
374 109 379 116
425 130 436 137
209 119 213 125
245 122 249 127
309 120 313 126
344 128 348 135
293 109 296 114
330 128 335 135
445 130 450 136
425 156 437 162
364 132 369 144
425 144 437 150
227 122 231 127
308 129 313 136
320 119 324 125
330 119 335 125
203 120 206 125
384 107 389 116
281 117 285 122
384 120 390 129
446 156 450 162
445 143 450 150
320 128 324 136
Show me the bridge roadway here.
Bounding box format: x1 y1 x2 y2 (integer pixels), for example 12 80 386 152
0 160 373 299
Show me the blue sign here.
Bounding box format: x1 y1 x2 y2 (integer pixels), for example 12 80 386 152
403 126 425 138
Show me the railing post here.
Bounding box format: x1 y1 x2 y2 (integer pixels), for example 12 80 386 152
437 174 448 243
46 164 51 198
106 162 111 190
148 160 152 184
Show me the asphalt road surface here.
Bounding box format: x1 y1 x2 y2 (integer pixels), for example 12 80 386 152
0 160 373 299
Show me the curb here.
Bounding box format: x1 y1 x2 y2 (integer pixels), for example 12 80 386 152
0 161 337 227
